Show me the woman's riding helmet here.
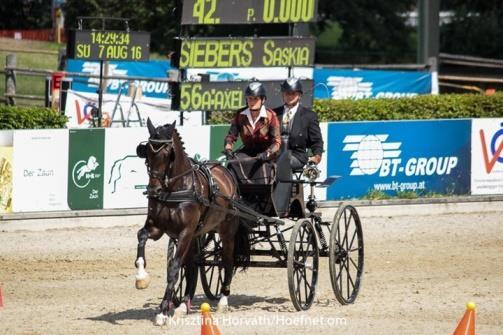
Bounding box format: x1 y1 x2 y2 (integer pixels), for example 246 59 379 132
245 81 267 99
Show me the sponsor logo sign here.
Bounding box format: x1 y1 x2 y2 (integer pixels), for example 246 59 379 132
0 146 13 213
471 119 503 194
67 129 105 209
66 59 172 99
327 120 470 199
12 130 70 212
103 128 148 209
313 69 433 100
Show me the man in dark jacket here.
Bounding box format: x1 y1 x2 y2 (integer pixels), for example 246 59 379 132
273 78 324 170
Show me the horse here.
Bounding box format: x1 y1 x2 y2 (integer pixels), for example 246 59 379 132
134 118 250 326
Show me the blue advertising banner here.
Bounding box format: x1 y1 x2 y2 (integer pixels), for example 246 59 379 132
326 120 471 199
313 68 433 100
65 59 172 99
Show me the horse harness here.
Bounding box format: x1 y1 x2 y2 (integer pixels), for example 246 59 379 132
140 139 260 227
143 143 239 223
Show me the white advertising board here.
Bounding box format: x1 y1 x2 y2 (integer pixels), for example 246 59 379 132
0 130 13 146
102 125 211 209
103 128 149 209
471 118 503 195
12 129 70 212
177 125 211 160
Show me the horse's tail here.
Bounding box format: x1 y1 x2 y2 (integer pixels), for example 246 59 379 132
233 221 251 271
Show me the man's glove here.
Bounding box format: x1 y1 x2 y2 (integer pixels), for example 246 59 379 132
257 151 269 161
223 149 234 160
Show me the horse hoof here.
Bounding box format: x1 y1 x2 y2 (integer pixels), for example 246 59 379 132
155 313 168 326
174 303 188 319
216 296 229 313
216 303 228 313
135 274 151 290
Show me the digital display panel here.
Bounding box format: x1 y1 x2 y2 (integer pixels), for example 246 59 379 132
181 0 319 25
68 30 150 61
175 36 315 68
171 79 313 111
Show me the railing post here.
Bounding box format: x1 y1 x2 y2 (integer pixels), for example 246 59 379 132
57 47 67 71
5 54 16 106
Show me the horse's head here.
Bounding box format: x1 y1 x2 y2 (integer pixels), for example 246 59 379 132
137 118 176 194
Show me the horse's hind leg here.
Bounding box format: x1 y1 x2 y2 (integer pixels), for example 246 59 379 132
216 230 235 313
173 240 198 318
156 228 194 326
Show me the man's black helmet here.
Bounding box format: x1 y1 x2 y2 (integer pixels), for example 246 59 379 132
245 81 266 98
281 78 303 94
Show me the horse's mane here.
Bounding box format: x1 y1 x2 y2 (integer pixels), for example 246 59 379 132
171 128 188 159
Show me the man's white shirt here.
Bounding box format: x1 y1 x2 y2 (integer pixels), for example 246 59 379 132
283 102 300 131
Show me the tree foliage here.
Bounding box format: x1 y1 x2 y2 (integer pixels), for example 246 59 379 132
440 1 503 58
0 0 52 29
316 0 417 64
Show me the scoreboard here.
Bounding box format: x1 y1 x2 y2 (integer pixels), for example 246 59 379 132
181 0 319 25
68 30 150 61
175 36 315 68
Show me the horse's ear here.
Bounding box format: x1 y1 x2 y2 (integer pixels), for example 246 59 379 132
171 120 176 127
147 118 156 136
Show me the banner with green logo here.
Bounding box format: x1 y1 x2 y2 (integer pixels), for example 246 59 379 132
68 129 105 209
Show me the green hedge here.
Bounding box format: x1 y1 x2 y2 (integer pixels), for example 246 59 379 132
209 93 503 124
0 106 68 129
314 93 503 122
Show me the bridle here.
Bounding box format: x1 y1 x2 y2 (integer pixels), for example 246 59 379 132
144 139 173 189
143 138 197 193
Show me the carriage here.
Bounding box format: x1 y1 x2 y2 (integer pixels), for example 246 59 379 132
135 120 364 323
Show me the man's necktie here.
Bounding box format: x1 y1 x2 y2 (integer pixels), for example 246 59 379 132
283 108 292 132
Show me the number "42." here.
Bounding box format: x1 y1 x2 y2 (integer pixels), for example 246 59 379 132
193 0 220 24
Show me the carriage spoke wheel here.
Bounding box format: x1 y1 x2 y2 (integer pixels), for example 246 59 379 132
287 220 319 311
329 204 364 305
167 239 198 307
198 232 225 301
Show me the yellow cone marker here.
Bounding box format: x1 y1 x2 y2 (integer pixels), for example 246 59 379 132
201 302 211 313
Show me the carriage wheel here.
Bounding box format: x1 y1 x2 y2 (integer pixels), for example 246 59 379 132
167 238 198 307
287 219 319 311
198 232 225 301
329 204 364 305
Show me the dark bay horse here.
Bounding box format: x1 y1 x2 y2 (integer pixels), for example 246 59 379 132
134 119 249 326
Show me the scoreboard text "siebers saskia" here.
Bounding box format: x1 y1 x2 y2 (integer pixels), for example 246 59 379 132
175 37 315 68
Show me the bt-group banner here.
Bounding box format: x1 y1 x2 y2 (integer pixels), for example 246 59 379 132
313 68 434 100
326 120 471 199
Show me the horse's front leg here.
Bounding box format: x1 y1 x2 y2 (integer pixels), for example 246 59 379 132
135 220 163 289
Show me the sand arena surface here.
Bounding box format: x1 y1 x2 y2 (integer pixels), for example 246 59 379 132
0 210 502 334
